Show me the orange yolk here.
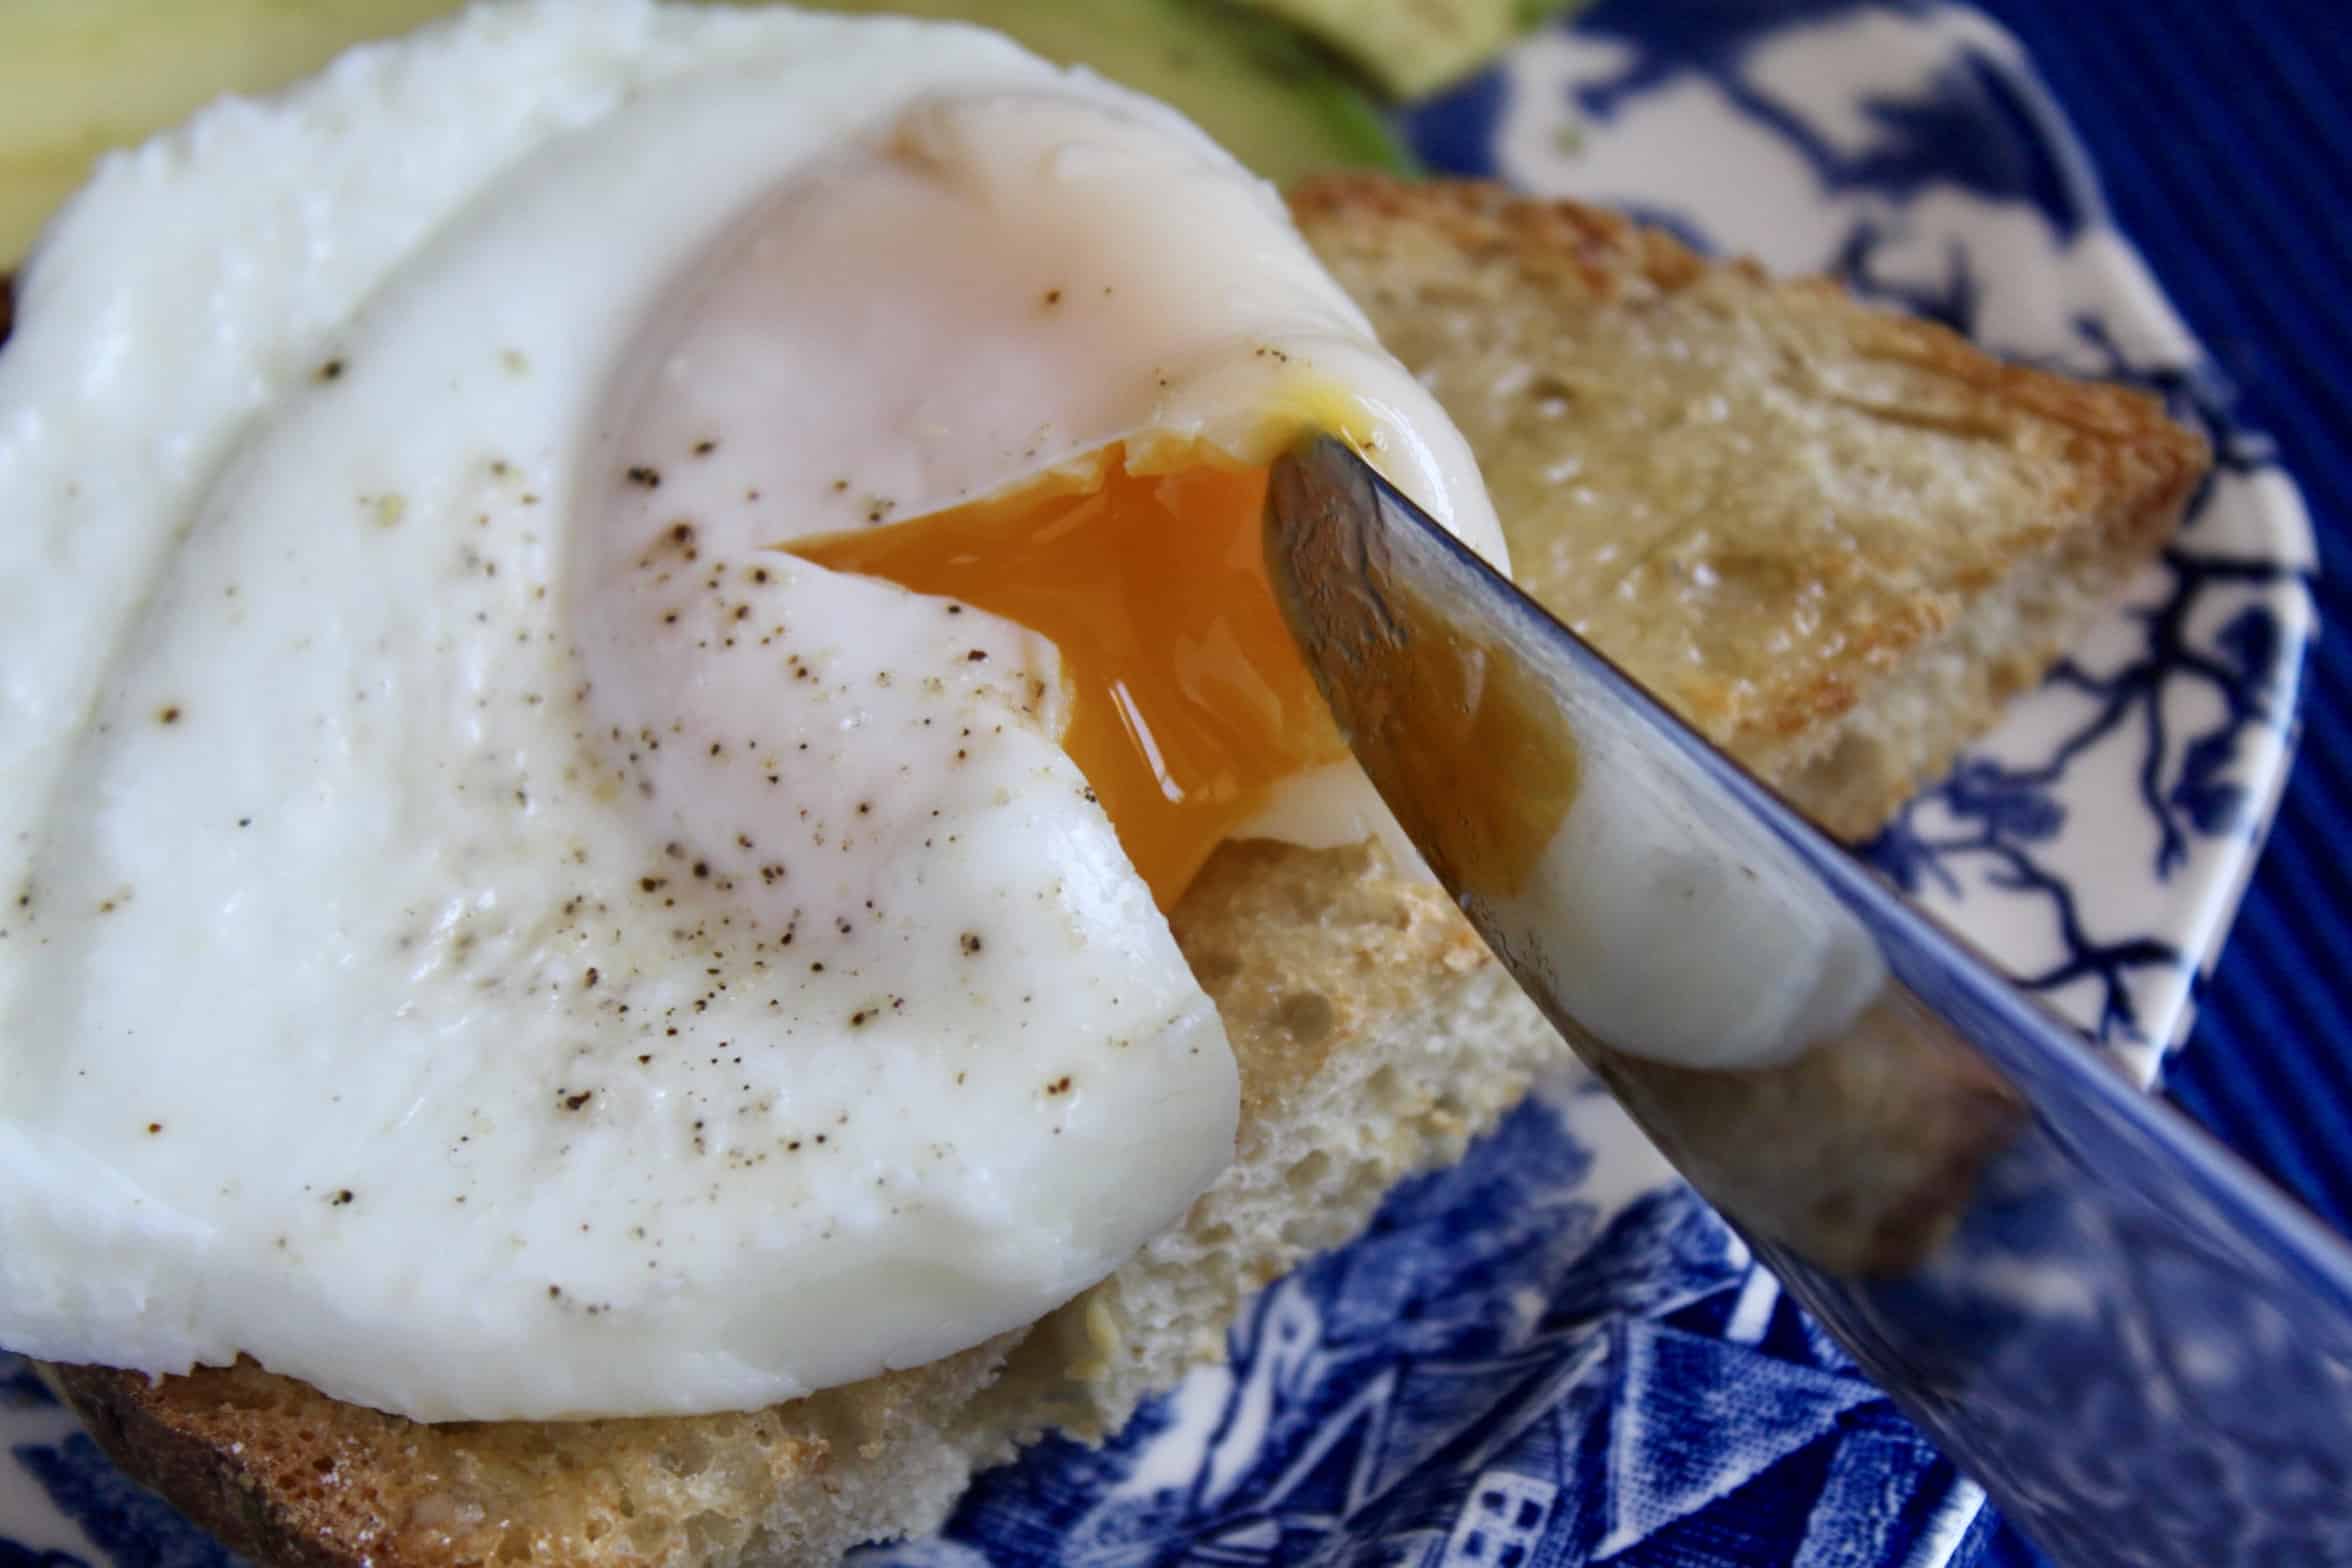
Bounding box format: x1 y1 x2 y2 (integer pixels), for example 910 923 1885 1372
790 441 1346 910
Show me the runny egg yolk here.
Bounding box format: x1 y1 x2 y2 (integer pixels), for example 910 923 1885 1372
791 440 1347 910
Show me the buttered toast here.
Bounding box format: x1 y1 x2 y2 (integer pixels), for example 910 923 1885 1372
1293 176 2205 840
38 182 2206 1568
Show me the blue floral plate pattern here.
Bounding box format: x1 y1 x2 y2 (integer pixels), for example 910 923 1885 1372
0 2 2317 1565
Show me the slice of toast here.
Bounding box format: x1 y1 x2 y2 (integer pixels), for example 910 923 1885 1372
37 182 2208 1568
1290 176 2207 840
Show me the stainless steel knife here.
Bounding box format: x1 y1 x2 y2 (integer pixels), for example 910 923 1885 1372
1262 434 2352 1568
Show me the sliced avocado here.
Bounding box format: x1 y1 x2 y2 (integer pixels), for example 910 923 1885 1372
1241 0 1588 97
809 0 1412 186
0 0 1410 268
0 0 463 266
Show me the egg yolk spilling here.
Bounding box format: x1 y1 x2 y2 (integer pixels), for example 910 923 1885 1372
791 440 1347 909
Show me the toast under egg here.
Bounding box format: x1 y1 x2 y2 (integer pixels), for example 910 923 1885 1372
1290 176 2206 839
37 179 2204 1568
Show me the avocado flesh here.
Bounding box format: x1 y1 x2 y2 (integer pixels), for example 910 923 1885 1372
0 0 461 268
1250 0 1588 96
814 0 1411 184
0 0 1409 269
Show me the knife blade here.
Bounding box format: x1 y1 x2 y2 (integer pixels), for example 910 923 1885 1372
1262 434 2352 1567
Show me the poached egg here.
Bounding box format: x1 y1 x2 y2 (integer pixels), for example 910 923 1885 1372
0 0 1502 1422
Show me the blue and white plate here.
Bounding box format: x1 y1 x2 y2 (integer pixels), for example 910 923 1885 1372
1 2 2316 1566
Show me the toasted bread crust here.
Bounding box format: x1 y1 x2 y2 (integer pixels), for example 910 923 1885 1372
59 1358 500 1568
53 1364 348 1568
1289 176 2207 837
54 1344 1005 1568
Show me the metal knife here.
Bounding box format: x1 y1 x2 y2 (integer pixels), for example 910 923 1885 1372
1262 434 2352 1568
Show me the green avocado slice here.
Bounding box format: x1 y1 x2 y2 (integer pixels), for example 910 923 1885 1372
0 0 462 267
813 0 1413 185
0 0 1414 269
1240 0 1586 98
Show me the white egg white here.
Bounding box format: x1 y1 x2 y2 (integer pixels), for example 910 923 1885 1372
0 0 1500 1422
